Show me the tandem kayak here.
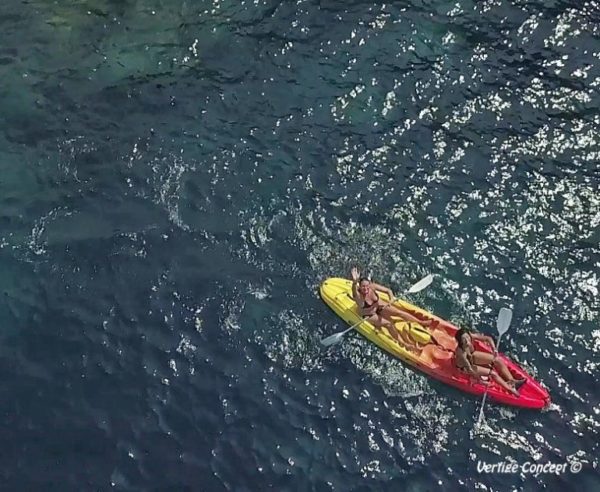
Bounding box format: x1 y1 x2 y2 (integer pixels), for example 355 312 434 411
320 278 550 410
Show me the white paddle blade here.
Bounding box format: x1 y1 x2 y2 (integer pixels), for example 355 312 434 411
496 307 512 336
406 274 434 294
320 332 345 347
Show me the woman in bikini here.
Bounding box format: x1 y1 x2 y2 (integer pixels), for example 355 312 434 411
454 328 526 396
350 267 432 352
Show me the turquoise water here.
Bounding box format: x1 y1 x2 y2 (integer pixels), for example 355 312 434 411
0 0 598 490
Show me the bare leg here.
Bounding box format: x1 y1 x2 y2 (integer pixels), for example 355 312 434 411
473 351 516 383
380 305 432 326
491 372 519 396
366 314 419 352
493 358 518 383
472 365 519 395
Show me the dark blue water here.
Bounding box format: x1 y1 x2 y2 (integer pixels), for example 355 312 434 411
1 0 598 490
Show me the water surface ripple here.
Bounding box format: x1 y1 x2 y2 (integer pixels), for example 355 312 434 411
0 0 598 490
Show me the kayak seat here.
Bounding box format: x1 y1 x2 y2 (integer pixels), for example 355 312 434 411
408 323 431 345
394 321 431 345
431 328 458 351
420 344 453 366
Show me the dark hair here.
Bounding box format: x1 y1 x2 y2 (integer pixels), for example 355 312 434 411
455 327 471 347
358 277 370 284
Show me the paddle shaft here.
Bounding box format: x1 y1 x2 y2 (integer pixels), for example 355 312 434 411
477 334 504 422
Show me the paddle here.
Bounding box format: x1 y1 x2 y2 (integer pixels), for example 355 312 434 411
476 307 513 425
320 274 434 348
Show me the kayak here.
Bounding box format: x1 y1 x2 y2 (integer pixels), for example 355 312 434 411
320 277 551 410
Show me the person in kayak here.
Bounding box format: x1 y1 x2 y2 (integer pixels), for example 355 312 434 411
454 328 526 396
351 267 432 351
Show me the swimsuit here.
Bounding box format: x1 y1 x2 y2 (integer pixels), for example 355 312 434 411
362 292 383 316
